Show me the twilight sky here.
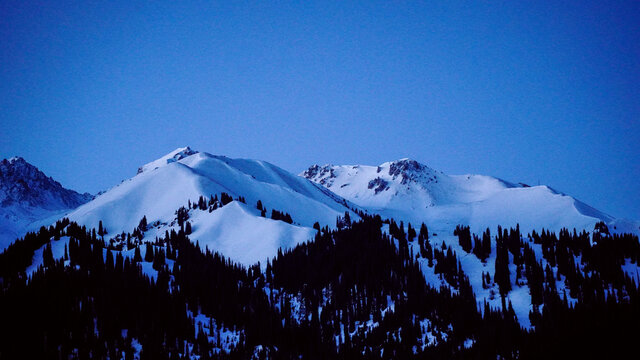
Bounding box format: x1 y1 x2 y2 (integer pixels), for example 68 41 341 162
1 1 639 219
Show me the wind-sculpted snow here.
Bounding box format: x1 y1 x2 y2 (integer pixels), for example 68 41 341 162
136 146 198 174
302 159 620 236
67 147 356 266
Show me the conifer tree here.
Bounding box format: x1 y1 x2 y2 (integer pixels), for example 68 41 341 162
138 216 148 232
106 249 114 272
407 223 416 242
42 243 54 268
133 246 142 263
144 243 154 262
495 235 512 296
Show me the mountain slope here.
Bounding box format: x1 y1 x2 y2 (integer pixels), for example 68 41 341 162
67 147 356 266
0 157 92 250
302 159 637 328
302 159 616 235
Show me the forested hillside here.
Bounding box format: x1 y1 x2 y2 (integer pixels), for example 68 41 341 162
1 195 638 359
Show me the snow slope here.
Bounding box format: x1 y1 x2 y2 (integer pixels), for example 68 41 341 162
67 147 355 266
303 158 639 328
0 157 92 250
182 202 316 266
302 159 618 235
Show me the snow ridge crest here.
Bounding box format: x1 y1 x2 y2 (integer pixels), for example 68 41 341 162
137 147 199 174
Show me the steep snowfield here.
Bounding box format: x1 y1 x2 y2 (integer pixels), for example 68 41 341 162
67 147 354 266
302 159 617 235
0 157 92 250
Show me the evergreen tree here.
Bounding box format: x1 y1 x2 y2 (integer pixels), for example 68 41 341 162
176 207 189 228
495 233 512 296
98 220 105 237
144 243 154 262
407 223 416 242
138 215 148 232
42 243 54 268
133 246 143 263
454 225 472 253
153 248 166 271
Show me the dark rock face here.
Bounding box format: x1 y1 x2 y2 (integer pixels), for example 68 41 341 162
388 159 432 185
0 157 92 210
388 159 423 178
302 165 336 186
367 177 389 194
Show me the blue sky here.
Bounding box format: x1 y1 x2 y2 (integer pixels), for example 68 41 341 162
1 1 639 219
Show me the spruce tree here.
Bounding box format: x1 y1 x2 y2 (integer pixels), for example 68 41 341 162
133 246 143 263
138 216 148 232
144 243 154 262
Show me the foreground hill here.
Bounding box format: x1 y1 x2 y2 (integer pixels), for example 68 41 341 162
1 215 637 359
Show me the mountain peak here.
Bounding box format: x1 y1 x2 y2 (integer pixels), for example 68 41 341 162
168 146 197 157
301 164 336 186
380 158 440 186
7 156 26 164
387 158 424 173
3 156 30 168
66 149 357 266
2 156 50 182
302 158 618 236
137 147 199 174
0 156 92 210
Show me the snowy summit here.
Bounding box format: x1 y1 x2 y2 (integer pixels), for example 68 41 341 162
67 147 358 267
137 146 199 174
302 158 616 235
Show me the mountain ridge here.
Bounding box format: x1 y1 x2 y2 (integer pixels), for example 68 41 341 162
0 157 93 250
65 147 359 267
301 158 620 235
1 148 639 351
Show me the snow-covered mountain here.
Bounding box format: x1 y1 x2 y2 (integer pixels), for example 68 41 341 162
302 158 620 235
302 159 640 329
0 157 92 250
67 147 357 267
3 150 639 338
